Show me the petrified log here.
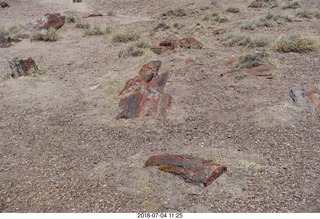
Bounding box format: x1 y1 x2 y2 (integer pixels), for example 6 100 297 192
138 60 162 82
151 37 202 54
221 64 272 78
37 13 66 30
0 1 9 8
8 57 38 78
145 154 227 186
290 85 320 112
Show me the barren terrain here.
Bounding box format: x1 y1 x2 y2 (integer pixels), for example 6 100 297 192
0 0 319 212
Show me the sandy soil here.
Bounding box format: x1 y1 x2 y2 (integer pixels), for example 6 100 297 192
0 0 319 212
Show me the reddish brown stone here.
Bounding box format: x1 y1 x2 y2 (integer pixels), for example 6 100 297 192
306 86 320 110
152 37 202 54
145 154 227 186
0 37 21 48
221 65 272 79
150 46 172 55
37 13 66 30
117 61 172 120
87 13 103 18
0 1 9 8
138 60 162 82
8 57 38 78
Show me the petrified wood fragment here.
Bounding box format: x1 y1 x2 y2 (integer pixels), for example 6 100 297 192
151 37 202 54
145 154 227 186
290 85 320 112
0 37 21 48
8 57 38 78
221 64 272 79
37 13 66 30
116 61 172 120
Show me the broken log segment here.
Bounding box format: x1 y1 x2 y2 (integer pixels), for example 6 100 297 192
8 57 38 78
145 154 227 186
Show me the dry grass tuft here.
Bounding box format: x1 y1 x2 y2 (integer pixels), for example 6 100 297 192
237 51 270 68
30 28 58 42
225 6 240 13
75 21 91 29
112 29 140 43
66 15 80 24
272 33 318 53
295 9 313 18
281 1 301 9
249 0 278 8
241 13 292 30
173 8 187 16
118 40 149 58
221 33 271 48
84 26 105 36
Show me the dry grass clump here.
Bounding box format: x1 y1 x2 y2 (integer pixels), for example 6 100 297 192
84 26 105 36
66 15 80 24
295 9 313 18
118 40 149 58
241 13 292 30
212 13 229 23
75 21 91 29
107 11 116 16
221 33 271 48
272 33 318 53
173 8 187 16
0 25 25 39
237 51 270 68
112 29 140 43
154 22 170 32
30 28 58 42
315 11 320 19
249 0 278 8
225 7 240 13
281 1 301 9
30 66 47 77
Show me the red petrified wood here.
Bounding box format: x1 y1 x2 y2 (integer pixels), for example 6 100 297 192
145 154 227 186
221 64 272 79
8 57 38 78
116 60 172 120
37 13 66 30
305 85 320 110
150 37 202 54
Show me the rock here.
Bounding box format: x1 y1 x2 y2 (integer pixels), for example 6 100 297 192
145 154 227 186
305 85 320 111
290 85 320 113
73 0 82 2
116 61 172 120
138 60 162 82
37 13 66 30
8 57 38 78
0 1 9 8
87 13 103 18
221 64 272 79
0 37 21 48
151 37 202 54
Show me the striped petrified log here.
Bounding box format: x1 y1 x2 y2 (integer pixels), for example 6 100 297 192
8 57 38 78
145 154 227 186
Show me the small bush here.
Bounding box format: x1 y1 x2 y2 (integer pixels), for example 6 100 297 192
173 8 187 16
112 30 140 43
118 43 144 58
221 33 271 48
30 28 58 42
212 13 229 23
30 66 46 77
272 33 318 53
84 26 105 36
154 22 170 32
315 11 320 19
241 13 292 30
225 7 240 13
237 51 270 68
135 40 149 48
281 1 301 9
295 9 313 18
249 0 278 8
66 15 80 24
107 11 116 16
75 21 91 29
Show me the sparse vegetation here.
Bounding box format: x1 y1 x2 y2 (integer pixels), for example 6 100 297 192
272 33 318 53
225 7 240 13
75 21 91 29
66 15 80 24
118 41 148 58
84 26 105 36
154 22 170 32
0 25 24 39
249 0 278 8
30 66 47 77
241 13 292 30
295 9 313 18
112 30 140 43
173 23 184 29
221 33 271 48
107 11 116 16
30 28 58 42
173 8 187 16
211 13 229 23
236 51 270 68
281 1 301 9
315 11 320 19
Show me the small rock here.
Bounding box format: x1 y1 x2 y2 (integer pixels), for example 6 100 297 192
8 57 38 78
0 1 9 8
37 13 66 30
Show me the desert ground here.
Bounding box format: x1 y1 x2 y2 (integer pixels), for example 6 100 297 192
0 0 319 213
